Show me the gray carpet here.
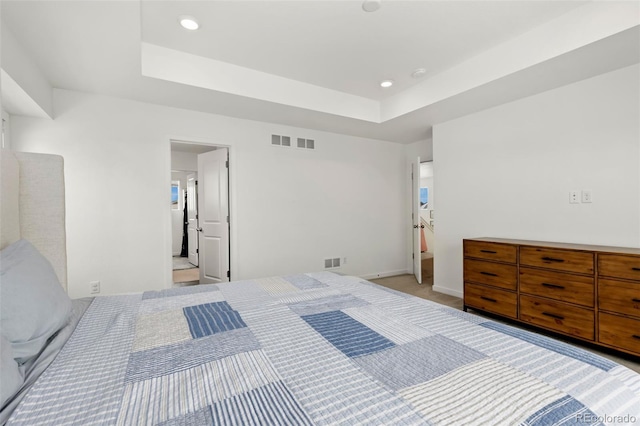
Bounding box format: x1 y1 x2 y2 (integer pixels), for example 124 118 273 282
172 256 197 270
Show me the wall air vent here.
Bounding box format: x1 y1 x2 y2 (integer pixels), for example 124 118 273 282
272 134 291 147
324 257 341 269
297 138 315 150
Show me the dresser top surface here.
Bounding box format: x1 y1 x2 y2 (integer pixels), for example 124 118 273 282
465 237 640 255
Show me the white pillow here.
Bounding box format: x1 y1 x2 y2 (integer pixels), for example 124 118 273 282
0 335 24 408
0 239 72 364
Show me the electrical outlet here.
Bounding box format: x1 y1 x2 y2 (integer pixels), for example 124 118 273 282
343 257 347 265
90 280 100 294
569 190 580 204
581 190 592 203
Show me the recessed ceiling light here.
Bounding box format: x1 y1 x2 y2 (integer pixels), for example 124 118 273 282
362 0 381 12
380 80 394 88
179 16 199 31
411 68 427 79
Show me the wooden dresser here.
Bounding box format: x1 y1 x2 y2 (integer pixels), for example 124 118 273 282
463 238 640 357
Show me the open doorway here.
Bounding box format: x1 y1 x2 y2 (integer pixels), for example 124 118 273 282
170 141 222 286
419 161 434 285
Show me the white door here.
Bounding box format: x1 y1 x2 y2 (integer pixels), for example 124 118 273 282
412 157 422 284
198 148 230 284
187 173 198 267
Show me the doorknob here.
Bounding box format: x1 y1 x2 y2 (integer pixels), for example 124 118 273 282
413 225 419 229
420 224 425 229
197 227 203 232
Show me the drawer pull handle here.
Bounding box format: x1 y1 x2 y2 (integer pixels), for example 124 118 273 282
632 298 640 303
541 257 564 263
542 283 565 290
542 312 564 320
480 272 498 277
480 250 497 254
632 267 640 271
480 296 497 303
633 335 640 340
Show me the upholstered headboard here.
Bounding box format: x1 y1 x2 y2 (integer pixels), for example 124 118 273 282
1 150 68 292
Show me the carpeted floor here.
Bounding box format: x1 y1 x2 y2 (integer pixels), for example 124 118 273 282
172 256 197 270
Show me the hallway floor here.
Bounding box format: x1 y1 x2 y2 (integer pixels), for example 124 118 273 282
172 256 199 286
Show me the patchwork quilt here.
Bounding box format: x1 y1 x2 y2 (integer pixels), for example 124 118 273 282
7 272 640 425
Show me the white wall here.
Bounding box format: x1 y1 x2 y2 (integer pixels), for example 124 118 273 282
433 64 640 297
171 151 198 171
1 109 10 149
407 138 432 163
11 89 408 298
0 2 2 126
1 25 53 118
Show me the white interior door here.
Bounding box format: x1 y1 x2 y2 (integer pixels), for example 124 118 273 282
413 157 422 284
186 173 198 267
198 148 230 284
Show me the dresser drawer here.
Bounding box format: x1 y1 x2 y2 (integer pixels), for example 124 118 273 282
598 312 640 355
519 295 594 340
598 278 640 319
464 240 517 264
464 283 517 319
520 247 594 275
519 267 594 307
464 259 517 290
598 254 640 281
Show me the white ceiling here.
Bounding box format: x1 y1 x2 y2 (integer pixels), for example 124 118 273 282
171 141 217 154
141 1 584 101
1 1 638 143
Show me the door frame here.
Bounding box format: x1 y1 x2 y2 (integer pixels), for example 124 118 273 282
163 136 237 289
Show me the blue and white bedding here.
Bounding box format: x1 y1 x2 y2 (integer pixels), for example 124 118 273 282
7 272 640 425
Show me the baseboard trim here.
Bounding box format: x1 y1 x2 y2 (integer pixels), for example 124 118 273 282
360 269 411 280
433 285 463 298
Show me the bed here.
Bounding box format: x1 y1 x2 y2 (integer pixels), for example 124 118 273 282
1 150 639 425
